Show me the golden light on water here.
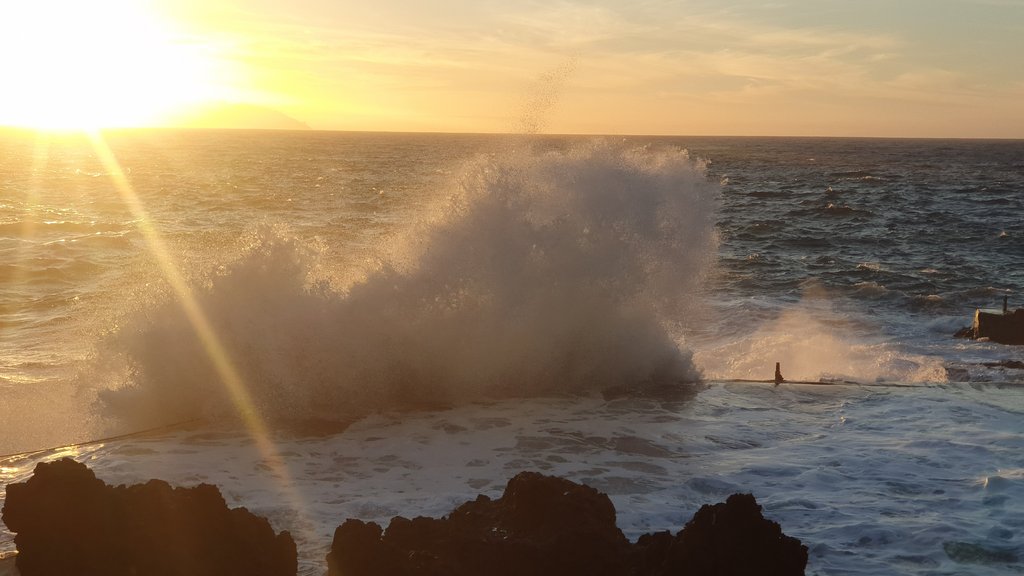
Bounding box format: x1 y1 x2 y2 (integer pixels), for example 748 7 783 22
0 0 312 524
83 130 312 535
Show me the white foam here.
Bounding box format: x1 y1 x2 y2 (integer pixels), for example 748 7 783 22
694 284 949 383
5 382 1023 575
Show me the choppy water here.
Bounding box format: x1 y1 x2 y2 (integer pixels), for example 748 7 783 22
2 129 1024 574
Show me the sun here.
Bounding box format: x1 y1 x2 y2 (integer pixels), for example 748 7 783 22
0 0 231 130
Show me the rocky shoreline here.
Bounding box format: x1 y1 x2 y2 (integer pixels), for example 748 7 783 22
3 459 807 575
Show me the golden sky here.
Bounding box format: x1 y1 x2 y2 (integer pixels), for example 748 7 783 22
2 0 1022 137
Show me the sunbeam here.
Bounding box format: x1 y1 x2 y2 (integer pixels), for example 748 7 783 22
84 130 314 540
7 133 51 303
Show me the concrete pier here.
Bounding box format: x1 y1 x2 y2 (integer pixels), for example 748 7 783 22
972 305 1024 345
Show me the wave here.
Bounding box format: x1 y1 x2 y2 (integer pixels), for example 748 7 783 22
791 203 874 219
694 304 949 384
98 140 720 426
0 220 132 236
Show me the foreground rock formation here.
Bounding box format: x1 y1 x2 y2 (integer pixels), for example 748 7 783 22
328 471 808 576
3 462 806 575
1 458 296 576
633 492 809 575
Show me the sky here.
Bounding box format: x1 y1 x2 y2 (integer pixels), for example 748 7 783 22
1 0 1022 137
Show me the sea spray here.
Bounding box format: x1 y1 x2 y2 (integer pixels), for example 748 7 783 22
515 60 577 135
100 140 720 426
693 283 949 383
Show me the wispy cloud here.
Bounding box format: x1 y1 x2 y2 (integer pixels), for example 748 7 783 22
167 0 1024 136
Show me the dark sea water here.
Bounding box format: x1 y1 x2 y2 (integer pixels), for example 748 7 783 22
2 130 1023 574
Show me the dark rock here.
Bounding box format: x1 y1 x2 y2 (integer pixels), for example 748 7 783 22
944 540 1019 565
642 492 808 575
328 471 632 576
953 325 975 340
632 530 675 574
982 359 1024 370
328 471 807 576
2 458 296 576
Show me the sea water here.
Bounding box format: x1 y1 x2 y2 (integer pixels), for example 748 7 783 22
1 130 1023 574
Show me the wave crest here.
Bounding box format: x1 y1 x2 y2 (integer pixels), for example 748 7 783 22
100 140 720 426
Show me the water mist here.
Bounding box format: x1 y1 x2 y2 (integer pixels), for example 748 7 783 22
100 140 721 427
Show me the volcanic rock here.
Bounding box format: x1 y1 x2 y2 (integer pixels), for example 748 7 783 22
635 492 808 575
2 458 296 576
327 471 807 576
328 471 631 576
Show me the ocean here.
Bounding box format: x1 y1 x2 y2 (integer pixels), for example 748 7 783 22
1 129 1023 574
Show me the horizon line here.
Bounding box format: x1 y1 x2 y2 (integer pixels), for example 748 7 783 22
2 124 1022 142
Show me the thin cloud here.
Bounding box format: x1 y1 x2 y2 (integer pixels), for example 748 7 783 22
162 0 1024 136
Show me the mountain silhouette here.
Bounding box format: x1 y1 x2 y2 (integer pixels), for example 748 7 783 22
172 103 311 130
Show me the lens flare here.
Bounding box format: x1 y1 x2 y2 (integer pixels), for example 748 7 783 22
84 130 312 537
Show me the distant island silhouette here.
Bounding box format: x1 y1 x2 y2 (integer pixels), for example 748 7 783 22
171 102 311 130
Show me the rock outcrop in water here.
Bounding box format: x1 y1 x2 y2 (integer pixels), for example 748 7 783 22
633 493 809 575
3 462 806 575
327 471 808 576
1 458 296 576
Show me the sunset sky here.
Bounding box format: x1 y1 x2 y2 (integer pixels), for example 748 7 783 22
1 0 1022 137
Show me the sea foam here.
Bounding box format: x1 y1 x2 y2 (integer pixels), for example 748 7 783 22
100 140 720 426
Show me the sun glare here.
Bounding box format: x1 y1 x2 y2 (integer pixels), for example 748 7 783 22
0 1 228 130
